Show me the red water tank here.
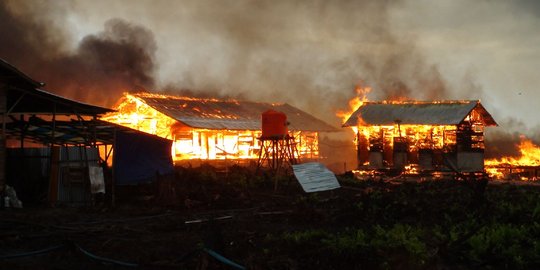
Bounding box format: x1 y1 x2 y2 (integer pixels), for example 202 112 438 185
261 110 288 139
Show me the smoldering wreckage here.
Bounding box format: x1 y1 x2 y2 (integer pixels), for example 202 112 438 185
1 58 540 268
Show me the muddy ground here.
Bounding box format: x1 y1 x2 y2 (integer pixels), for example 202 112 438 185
2 165 540 269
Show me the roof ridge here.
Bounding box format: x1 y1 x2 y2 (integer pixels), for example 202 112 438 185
131 91 289 106
363 100 478 105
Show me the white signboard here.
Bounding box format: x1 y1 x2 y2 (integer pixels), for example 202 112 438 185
88 165 105 194
292 162 341 193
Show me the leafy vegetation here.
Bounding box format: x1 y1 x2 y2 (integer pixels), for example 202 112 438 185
7 166 540 269
261 176 540 269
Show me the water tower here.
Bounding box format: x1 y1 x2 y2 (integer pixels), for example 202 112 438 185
257 110 299 174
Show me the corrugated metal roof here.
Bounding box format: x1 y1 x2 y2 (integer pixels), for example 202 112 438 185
1 58 113 115
17 89 115 115
134 93 338 132
6 118 170 146
0 58 44 89
343 100 497 127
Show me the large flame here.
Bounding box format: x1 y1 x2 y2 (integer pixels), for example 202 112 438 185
485 136 540 180
485 137 540 167
338 91 489 176
101 92 320 162
336 85 371 123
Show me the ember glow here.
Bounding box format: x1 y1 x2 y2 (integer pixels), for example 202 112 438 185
102 92 321 162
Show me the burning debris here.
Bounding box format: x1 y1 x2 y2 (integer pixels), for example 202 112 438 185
102 92 337 165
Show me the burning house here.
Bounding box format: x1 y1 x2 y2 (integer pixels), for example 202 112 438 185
342 100 498 173
102 92 337 165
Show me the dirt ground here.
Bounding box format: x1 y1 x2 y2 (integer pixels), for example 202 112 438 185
2 165 540 269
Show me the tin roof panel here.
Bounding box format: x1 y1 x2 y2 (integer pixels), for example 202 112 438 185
135 93 338 132
343 101 497 127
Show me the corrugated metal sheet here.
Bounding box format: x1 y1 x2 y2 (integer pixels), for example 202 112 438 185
135 94 338 132
57 147 99 205
343 101 498 127
7 118 170 146
59 146 99 163
292 162 341 193
58 166 90 204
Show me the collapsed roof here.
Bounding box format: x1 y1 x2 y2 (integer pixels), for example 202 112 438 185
129 93 338 132
342 100 498 127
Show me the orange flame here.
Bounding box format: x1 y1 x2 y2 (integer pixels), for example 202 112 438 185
336 85 371 123
486 136 540 167
485 136 540 180
338 91 490 174
101 92 321 162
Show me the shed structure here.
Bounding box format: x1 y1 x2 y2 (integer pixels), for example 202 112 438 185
102 92 337 165
343 100 497 172
0 58 114 204
0 59 173 205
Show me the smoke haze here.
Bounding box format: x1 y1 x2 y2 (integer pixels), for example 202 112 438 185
0 0 454 120
1 0 539 158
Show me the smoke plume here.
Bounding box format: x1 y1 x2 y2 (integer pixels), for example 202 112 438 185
0 1 157 106
0 0 459 125
2 0 536 165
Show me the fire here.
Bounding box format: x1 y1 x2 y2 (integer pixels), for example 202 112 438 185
102 93 176 138
338 93 494 176
101 92 321 163
336 85 371 125
486 137 540 167
485 136 540 180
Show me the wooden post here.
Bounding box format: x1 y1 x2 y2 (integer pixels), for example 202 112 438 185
0 86 6 195
356 128 361 168
111 127 116 207
48 146 60 205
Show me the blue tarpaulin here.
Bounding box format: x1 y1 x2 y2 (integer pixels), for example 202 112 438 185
114 131 174 185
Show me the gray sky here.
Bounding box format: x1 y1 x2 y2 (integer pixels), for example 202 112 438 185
392 0 540 133
2 0 539 138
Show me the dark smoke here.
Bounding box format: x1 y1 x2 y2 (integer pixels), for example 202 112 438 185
3 0 517 169
0 0 459 123
0 2 156 107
